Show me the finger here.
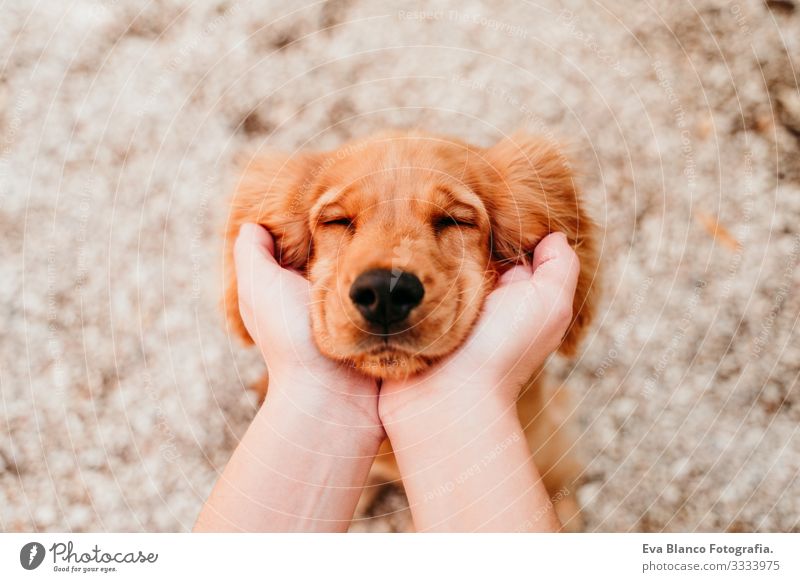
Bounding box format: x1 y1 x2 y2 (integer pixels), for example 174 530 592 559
234 223 298 334
530 232 580 299
234 223 283 289
234 222 277 267
478 266 539 331
498 265 532 287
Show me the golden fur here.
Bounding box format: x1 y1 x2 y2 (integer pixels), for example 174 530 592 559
223 130 598 528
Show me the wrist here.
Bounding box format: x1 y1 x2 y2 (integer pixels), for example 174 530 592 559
379 373 516 430
264 376 384 450
381 381 519 447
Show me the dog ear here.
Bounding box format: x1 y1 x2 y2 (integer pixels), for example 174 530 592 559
481 133 599 355
223 151 323 343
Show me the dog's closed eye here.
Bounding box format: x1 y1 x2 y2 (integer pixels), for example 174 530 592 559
432 213 478 234
315 202 356 231
320 216 354 228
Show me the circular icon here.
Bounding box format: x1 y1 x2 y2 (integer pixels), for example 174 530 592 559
20 542 46 570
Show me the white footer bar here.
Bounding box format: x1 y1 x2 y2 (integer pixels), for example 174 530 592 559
1 533 797 581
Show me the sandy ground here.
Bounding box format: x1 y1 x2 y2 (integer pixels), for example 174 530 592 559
1 0 799 532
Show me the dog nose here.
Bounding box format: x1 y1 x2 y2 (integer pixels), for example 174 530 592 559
349 269 424 327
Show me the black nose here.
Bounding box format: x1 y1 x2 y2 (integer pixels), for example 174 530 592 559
349 269 424 328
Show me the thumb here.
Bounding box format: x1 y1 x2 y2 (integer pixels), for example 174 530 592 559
523 232 580 345
234 223 287 307
498 264 533 287
530 232 580 301
491 232 579 317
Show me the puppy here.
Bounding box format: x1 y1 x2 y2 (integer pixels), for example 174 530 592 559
224 130 598 529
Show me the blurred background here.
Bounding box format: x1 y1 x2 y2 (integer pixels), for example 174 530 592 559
1 0 799 532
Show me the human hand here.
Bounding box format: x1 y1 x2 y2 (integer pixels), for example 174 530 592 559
234 223 381 431
374 232 577 532
195 224 385 533
379 232 580 425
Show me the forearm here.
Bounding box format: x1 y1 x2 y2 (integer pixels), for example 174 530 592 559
194 385 382 532
385 396 560 532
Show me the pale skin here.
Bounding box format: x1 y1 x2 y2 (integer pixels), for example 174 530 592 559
194 223 579 532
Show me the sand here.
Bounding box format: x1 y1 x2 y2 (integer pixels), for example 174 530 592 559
1 0 799 532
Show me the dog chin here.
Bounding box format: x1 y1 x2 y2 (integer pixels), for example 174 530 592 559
347 347 432 380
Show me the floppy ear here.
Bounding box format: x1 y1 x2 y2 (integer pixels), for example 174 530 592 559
482 133 599 355
223 151 322 343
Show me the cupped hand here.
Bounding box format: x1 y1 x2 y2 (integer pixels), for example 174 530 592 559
234 223 380 427
379 232 580 424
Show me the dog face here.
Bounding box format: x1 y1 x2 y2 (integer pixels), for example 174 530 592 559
225 131 597 379
305 138 495 377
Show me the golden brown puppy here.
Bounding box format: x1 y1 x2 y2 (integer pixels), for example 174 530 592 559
223 130 598 529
